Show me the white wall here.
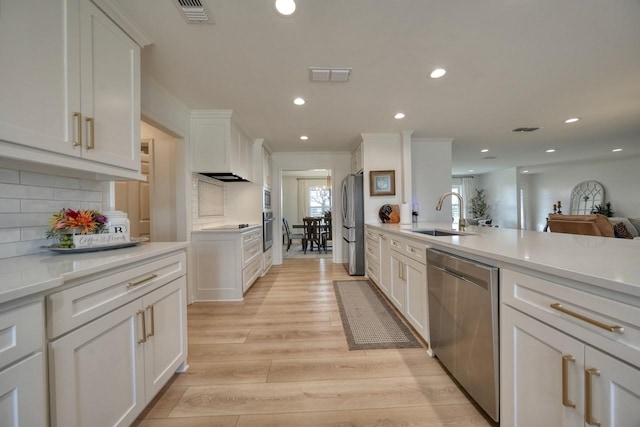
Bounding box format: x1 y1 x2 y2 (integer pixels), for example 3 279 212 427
141 122 177 242
272 151 351 265
140 74 191 242
525 155 640 231
361 133 402 224
476 167 519 229
282 176 298 223
411 138 453 223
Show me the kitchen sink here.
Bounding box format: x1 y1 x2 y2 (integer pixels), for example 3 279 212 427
411 229 467 236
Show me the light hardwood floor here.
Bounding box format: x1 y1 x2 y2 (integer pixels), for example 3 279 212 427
133 259 494 426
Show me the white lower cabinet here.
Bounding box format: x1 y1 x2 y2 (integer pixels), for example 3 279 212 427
49 299 145 427
0 352 46 427
388 235 428 342
0 299 46 427
502 305 640 427
192 228 263 300
389 248 406 313
49 277 186 427
501 268 640 426
47 250 188 427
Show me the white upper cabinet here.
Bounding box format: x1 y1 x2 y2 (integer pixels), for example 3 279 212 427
351 142 363 173
191 110 255 182
77 0 141 170
263 146 272 189
0 0 141 176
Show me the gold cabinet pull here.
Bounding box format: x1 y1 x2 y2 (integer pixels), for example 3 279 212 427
128 274 157 287
585 367 601 426
85 117 95 149
550 303 624 333
562 354 576 408
72 112 82 146
146 305 155 338
137 310 147 344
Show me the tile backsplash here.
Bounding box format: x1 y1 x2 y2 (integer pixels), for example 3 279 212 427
0 167 105 258
191 173 226 229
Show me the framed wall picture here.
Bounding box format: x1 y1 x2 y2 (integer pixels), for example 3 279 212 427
369 170 396 196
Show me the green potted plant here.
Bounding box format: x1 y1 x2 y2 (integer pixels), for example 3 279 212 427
468 189 489 224
591 202 615 217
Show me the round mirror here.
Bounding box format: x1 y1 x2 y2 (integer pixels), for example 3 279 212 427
569 181 604 215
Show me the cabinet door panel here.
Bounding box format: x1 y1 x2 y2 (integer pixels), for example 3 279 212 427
143 278 187 400
0 353 46 427
49 300 145 427
0 0 77 154
501 306 584 427
80 0 140 169
389 250 406 312
378 234 390 296
586 347 640 427
405 257 427 340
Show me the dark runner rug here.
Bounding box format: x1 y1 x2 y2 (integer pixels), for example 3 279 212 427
333 280 423 350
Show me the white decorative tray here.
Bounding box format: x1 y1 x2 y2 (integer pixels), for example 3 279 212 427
43 237 149 253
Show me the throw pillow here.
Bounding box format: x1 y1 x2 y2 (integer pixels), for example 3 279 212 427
628 217 640 236
613 222 634 239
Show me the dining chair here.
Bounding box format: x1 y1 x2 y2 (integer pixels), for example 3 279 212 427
302 217 322 253
282 218 305 251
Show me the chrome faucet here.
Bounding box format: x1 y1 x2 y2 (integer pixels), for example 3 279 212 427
436 192 467 231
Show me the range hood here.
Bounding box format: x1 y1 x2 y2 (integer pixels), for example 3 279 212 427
198 172 249 182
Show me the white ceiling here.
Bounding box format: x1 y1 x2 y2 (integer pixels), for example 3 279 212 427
112 0 640 175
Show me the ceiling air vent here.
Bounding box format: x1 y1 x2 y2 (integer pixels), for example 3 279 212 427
512 127 540 133
173 0 214 24
309 68 352 82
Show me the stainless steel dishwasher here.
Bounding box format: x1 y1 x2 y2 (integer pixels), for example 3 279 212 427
427 248 500 422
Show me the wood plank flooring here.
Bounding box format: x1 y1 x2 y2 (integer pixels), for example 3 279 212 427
133 258 494 426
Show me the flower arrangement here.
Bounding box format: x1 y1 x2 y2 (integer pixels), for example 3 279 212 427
46 208 108 247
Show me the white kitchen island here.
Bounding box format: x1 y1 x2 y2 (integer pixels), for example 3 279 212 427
365 222 640 427
0 242 189 427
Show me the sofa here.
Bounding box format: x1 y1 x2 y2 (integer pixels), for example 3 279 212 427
547 214 640 239
608 217 640 239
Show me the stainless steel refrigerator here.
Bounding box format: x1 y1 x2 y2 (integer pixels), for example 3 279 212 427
341 173 365 275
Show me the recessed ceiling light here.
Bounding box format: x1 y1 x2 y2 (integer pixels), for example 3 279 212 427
274 0 296 16
546 149 556 153
430 68 447 78
293 97 305 105
522 170 529 174
564 117 580 124
394 113 405 119
481 149 489 153
300 135 308 141
468 169 475 173
612 148 622 152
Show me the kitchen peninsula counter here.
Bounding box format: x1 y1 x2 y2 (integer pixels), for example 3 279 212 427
0 242 189 305
366 222 640 299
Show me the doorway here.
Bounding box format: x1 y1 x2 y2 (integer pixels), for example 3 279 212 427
114 121 179 242
281 169 333 259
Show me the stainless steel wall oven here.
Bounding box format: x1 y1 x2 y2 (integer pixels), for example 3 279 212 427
263 211 273 252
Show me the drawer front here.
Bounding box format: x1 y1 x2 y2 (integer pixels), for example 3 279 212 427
242 229 262 247
242 240 262 268
243 256 262 293
47 251 186 339
366 258 380 285
366 237 380 262
365 228 379 241
0 300 43 370
263 249 273 273
502 269 640 368
404 238 426 264
389 236 404 253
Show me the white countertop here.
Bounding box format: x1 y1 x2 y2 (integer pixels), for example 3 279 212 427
0 242 189 305
367 222 640 298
